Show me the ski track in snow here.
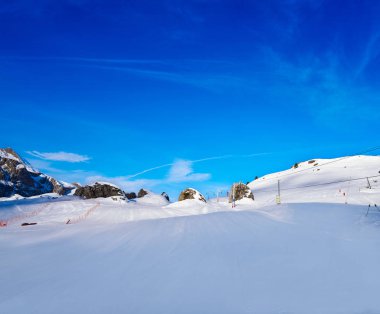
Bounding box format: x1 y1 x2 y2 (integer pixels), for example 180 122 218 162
1 155 380 313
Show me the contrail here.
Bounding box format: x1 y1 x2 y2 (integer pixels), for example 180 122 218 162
126 163 175 179
0 55 165 64
126 152 270 179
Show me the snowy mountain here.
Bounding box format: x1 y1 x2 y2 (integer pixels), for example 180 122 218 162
0 148 74 198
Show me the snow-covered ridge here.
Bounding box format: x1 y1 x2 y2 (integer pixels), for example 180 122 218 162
90 181 120 189
249 155 380 205
0 149 20 162
250 155 380 186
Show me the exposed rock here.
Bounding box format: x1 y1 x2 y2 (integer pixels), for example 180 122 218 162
125 192 137 200
0 182 13 198
49 177 73 195
137 189 149 198
161 192 170 202
178 188 206 203
74 182 124 199
72 182 82 188
229 183 254 203
0 147 74 198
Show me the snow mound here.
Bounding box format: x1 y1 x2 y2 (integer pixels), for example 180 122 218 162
166 198 207 209
135 192 170 206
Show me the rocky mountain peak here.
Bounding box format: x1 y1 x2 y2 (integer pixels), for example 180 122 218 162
0 147 74 198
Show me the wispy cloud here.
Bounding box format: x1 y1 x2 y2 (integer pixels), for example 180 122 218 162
80 63 246 91
166 160 210 183
85 176 161 192
86 159 211 192
0 55 166 65
83 153 270 196
355 31 380 79
252 46 380 126
27 151 90 163
24 158 64 173
127 152 269 179
0 55 245 91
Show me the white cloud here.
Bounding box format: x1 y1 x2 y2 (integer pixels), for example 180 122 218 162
85 160 211 193
127 153 269 179
27 151 90 163
85 176 161 192
167 160 210 183
25 158 64 173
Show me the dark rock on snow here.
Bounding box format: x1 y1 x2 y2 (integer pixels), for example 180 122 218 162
125 192 137 200
74 182 124 199
137 189 149 198
161 192 170 202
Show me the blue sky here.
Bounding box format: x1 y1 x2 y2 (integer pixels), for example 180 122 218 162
1 0 380 197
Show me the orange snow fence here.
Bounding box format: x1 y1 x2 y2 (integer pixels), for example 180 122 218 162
0 203 50 227
66 202 100 224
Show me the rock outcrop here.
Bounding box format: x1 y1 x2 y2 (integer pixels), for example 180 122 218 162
229 183 254 203
137 189 149 198
74 182 125 199
0 147 74 198
178 188 206 203
125 192 137 200
161 192 170 202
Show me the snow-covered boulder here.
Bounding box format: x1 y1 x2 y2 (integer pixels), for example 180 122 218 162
229 183 254 203
136 192 170 206
74 182 125 199
178 188 206 203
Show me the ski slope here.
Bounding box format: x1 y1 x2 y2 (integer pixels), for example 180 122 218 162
249 155 380 206
1 155 380 313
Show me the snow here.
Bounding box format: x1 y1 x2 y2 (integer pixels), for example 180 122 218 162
0 180 13 186
235 197 254 205
1 155 380 313
60 180 74 188
135 193 170 206
16 164 25 170
249 155 380 206
0 149 21 162
90 181 121 189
